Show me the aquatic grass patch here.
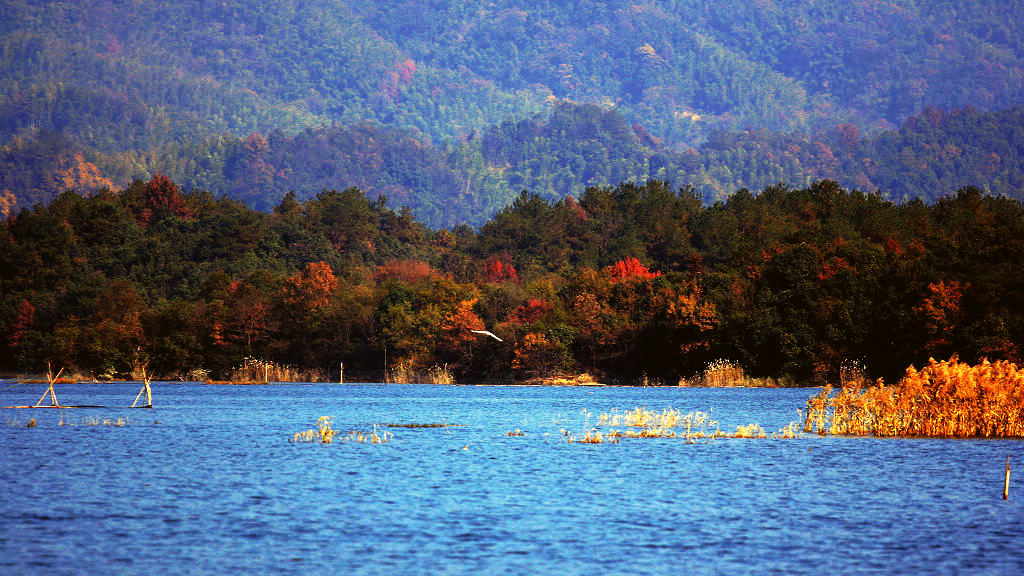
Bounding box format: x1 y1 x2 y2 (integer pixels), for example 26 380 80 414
292 417 394 444
804 356 1024 437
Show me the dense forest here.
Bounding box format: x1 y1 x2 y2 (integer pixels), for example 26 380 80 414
3 1 1024 224
2 177 1022 384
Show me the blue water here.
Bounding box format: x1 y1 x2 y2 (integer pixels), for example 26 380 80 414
2 382 1022 575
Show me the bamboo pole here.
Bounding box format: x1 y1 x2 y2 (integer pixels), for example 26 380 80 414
132 366 152 408
35 365 63 407
1005 455 1011 500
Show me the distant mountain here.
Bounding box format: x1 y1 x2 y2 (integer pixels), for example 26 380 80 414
2 1 1024 224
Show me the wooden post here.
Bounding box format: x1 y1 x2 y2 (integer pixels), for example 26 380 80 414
1005 455 1011 500
339 362 344 385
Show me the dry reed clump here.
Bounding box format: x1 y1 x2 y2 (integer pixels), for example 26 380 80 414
293 416 337 443
567 428 619 444
804 356 1024 437
228 357 324 383
292 417 393 444
731 423 767 438
599 407 716 432
389 360 455 384
839 359 870 388
595 406 721 441
681 360 785 387
339 425 393 444
425 365 455 385
593 406 800 441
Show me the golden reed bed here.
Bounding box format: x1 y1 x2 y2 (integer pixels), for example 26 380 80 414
804 356 1024 437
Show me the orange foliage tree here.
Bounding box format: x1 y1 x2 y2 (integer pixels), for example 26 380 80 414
437 298 487 370
914 280 965 357
511 332 569 378
284 261 338 310
373 259 438 284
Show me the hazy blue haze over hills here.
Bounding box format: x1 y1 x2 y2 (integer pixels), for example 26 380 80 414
1 0 1023 225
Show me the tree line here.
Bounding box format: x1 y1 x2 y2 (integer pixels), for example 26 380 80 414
2 177 1022 384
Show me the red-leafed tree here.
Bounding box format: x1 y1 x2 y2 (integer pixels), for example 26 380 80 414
8 299 34 349
605 257 661 282
483 254 519 283
136 173 192 227
509 299 554 325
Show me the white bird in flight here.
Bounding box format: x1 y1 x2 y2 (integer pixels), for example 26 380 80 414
470 329 503 342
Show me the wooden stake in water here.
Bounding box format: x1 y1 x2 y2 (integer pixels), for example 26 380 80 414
1005 455 1011 500
339 362 344 385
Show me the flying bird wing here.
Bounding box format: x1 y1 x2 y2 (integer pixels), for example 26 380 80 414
470 329 504 342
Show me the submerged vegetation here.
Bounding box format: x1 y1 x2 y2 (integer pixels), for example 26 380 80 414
6 414 130 427
804 356 1024 437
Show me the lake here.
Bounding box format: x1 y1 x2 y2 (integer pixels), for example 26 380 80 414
2 382 1022 575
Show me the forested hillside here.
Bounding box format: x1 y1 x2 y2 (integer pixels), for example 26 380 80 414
2 178 1022 384
3 1 1024 222
5 104 1023 227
